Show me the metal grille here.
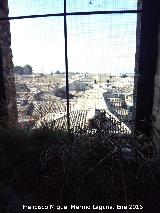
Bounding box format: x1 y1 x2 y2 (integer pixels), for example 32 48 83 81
5 0 141 134
8 0 64 16
67 0 138 12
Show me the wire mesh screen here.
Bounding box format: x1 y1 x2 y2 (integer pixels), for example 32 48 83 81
10 17 65 73
67 13 136 131
10 17 66 128
7 0 139 134
67 14 136 73
67 0 138 12
8 0 64 16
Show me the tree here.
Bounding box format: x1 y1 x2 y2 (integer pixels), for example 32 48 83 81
14 64 33 75
121 74 128 78
55 70 60 74
14 66 24 75
23 64 33 75
94 79 97 84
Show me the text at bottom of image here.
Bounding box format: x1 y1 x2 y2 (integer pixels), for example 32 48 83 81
22 204 143 211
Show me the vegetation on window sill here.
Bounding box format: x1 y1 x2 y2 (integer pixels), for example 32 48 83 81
0 124 159 212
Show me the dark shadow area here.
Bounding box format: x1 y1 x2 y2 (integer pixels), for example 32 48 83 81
0 125 159 212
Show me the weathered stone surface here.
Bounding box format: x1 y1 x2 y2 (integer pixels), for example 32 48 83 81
152 19 160 152
0 21 11 47
134 0 160 139
0 0 18 125
0 1 9 17
132 0 141 133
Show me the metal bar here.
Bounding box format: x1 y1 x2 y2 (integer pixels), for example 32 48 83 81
64 0 70 132
0 10 142 21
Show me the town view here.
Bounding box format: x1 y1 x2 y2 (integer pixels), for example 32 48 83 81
15 65 134 134
9 0 137 134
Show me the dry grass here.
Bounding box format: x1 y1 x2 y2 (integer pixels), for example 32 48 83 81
0 124 159 212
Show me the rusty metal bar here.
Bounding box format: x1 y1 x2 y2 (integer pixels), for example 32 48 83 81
64 0 70 132
0 10 142 21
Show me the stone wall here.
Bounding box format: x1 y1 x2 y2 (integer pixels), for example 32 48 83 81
0 0 18 125
134 0 159 138
152 18 160 152
132 0 142 133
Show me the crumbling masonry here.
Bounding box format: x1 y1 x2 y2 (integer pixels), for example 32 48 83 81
0 0 17 125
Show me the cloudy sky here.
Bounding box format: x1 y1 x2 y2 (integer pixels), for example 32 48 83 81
8 0 138 74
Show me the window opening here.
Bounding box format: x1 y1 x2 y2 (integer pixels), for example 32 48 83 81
4 0 141 134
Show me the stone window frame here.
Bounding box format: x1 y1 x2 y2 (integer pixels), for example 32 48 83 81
134 0 160 136
1 0 159 136
0 1 18 126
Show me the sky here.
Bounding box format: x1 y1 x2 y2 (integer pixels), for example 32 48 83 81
8 0 138 74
